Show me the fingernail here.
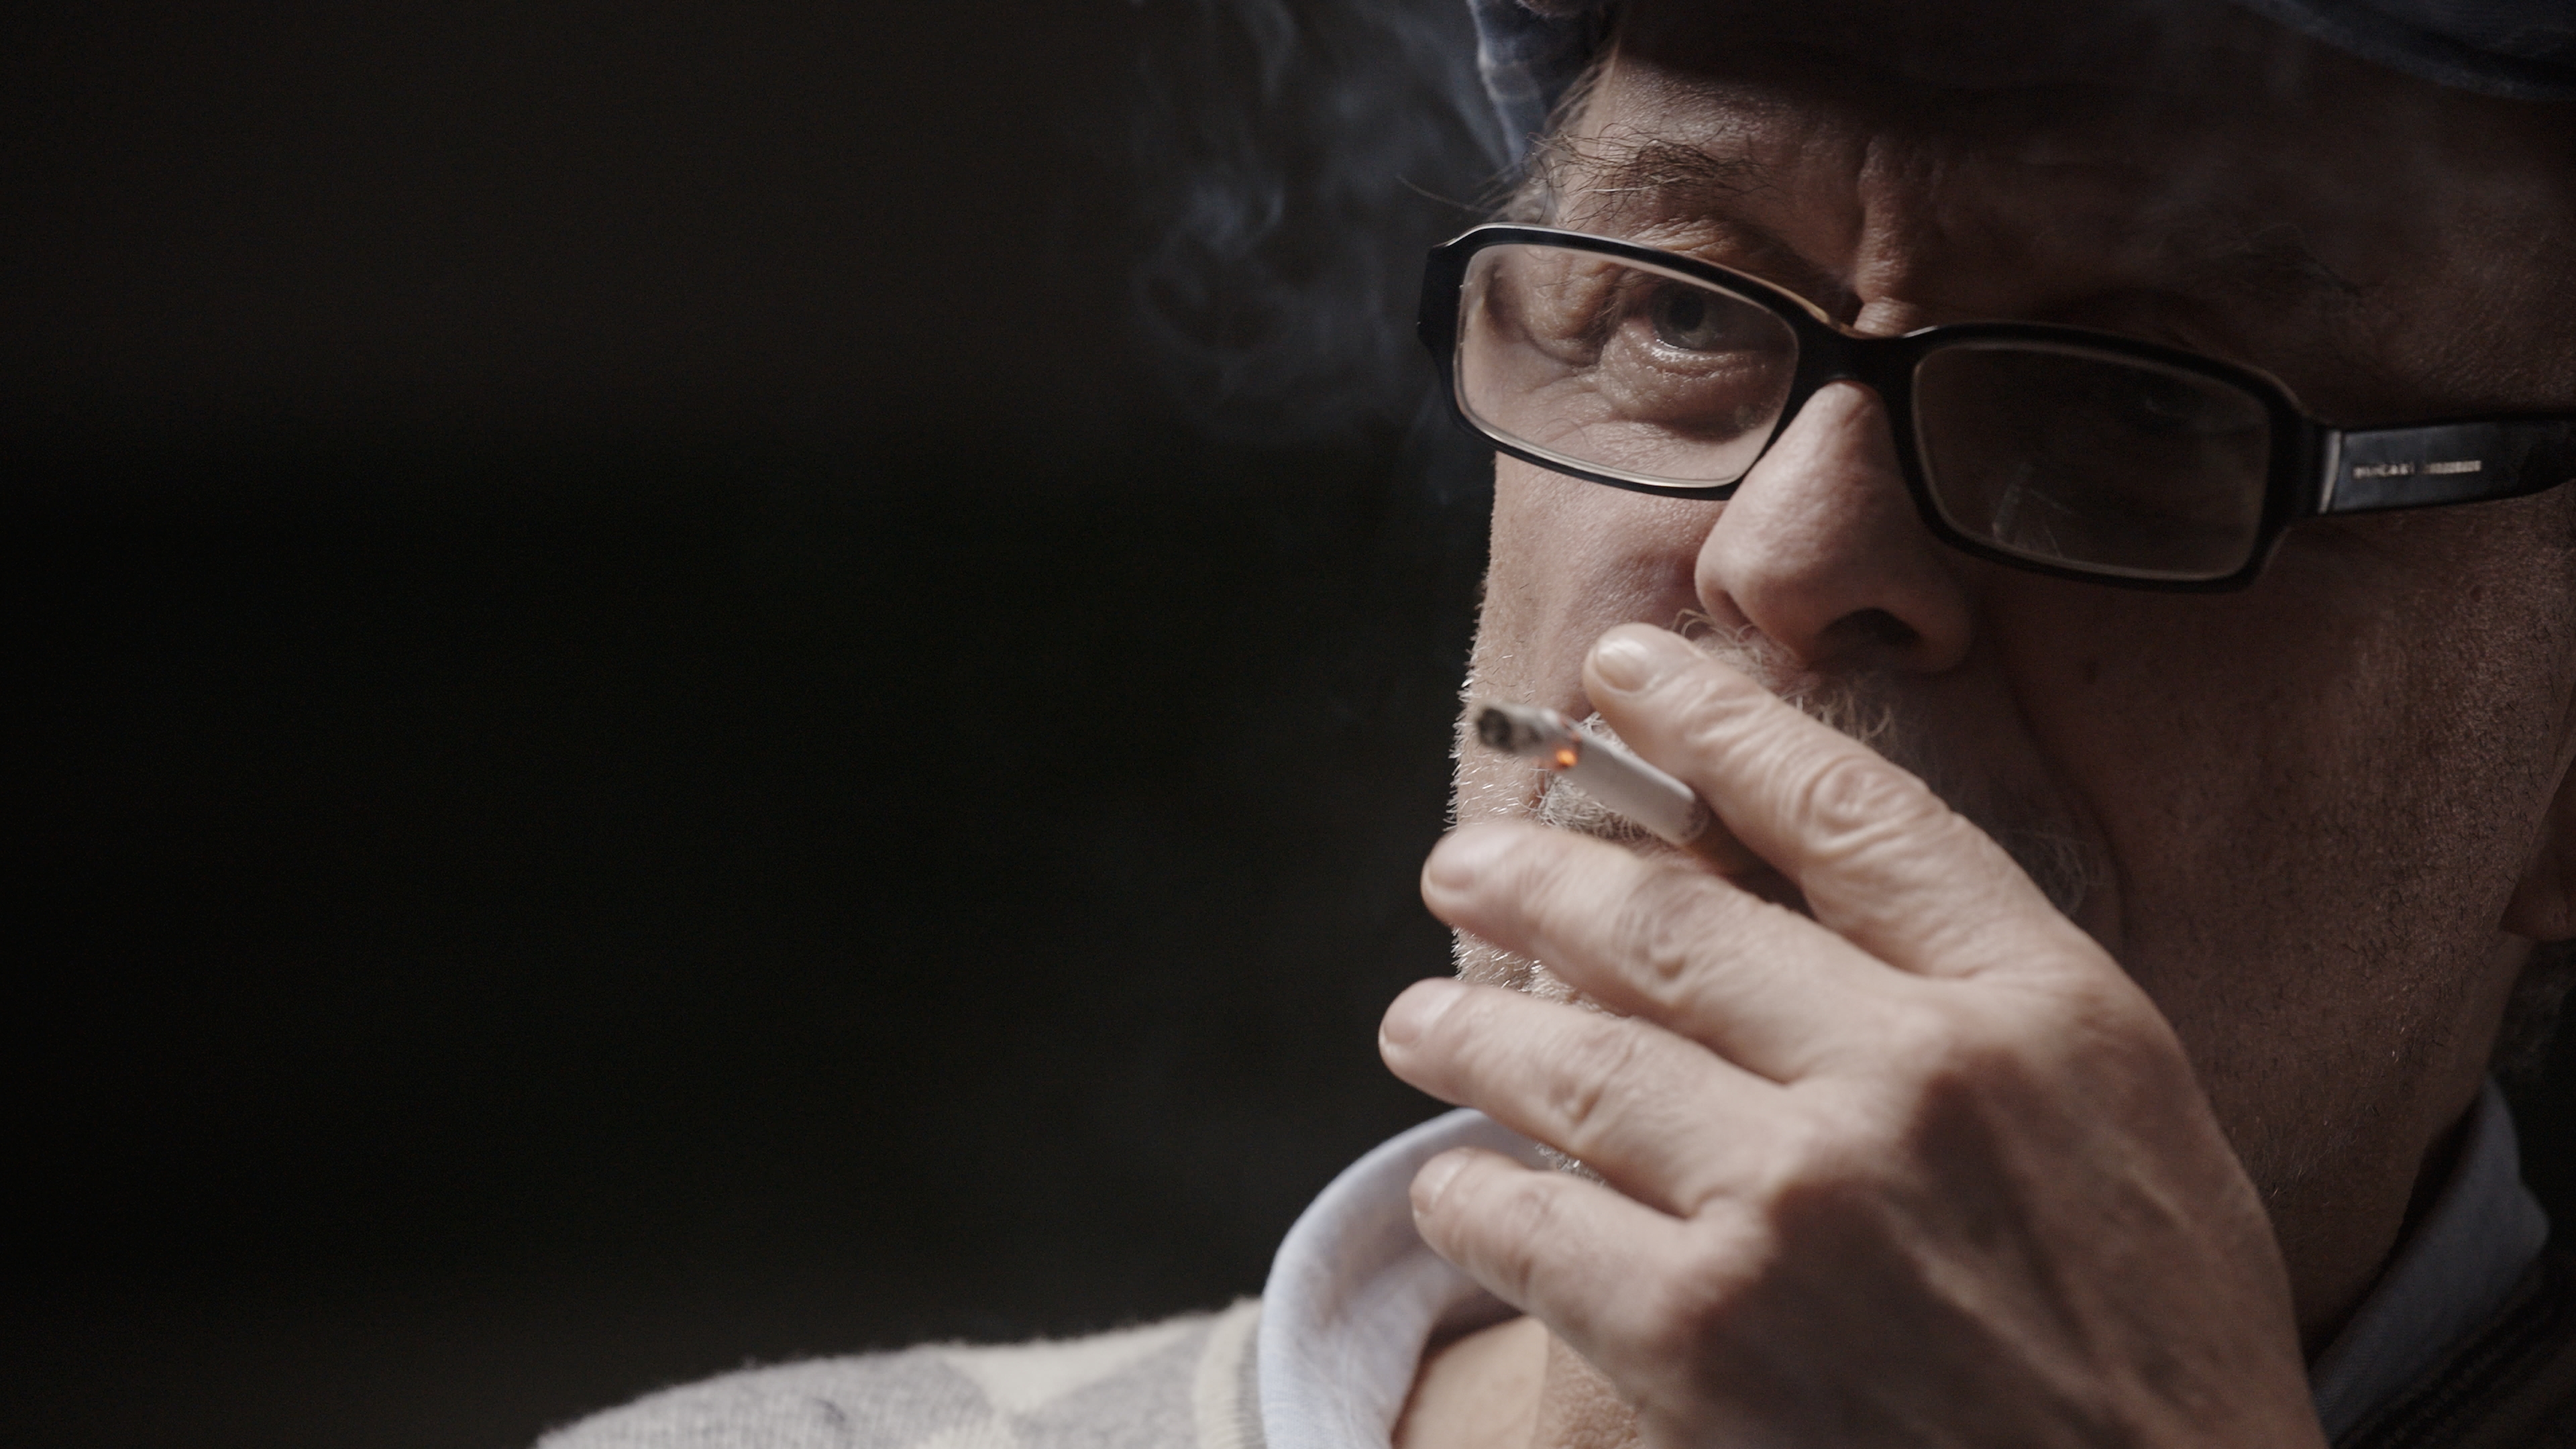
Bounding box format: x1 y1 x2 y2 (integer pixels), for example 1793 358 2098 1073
1590 629 1671 693
1412 1150 1468 1213
1424 826 1514 892
1380 978 1464 1047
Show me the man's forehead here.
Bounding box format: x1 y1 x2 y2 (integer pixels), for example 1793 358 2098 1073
1509 0 2572 417
1614 0 2289 97
1591 0 2394 203
1522 0 2576 417
1544 9 2375 333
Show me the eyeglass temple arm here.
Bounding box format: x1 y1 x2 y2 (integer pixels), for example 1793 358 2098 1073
2318 418 2576 517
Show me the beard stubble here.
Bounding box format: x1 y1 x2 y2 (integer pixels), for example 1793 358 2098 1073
1449 621 2101 1000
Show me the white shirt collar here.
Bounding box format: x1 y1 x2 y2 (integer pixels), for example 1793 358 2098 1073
1257 1086 2547 1449
1256 1110 1533 1449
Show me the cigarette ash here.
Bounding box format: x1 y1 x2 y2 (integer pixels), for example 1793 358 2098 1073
1472 700 1574 757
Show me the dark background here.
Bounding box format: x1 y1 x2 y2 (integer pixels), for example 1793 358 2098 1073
7 3 1494 1444
8 5 2574 1448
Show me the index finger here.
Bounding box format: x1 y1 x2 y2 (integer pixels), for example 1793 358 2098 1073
1582 624 2098 979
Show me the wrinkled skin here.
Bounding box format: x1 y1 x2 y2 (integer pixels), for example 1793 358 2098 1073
1381 0 2576 1444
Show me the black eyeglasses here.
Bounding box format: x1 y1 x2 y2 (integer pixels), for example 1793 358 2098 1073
1418 224 2576 590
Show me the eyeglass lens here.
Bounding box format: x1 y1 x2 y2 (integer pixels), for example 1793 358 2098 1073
1912 346 2271 580
1454 244 2276 582
1456 246 1799 488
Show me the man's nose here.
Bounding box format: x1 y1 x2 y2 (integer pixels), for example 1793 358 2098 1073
1694 381 1974 673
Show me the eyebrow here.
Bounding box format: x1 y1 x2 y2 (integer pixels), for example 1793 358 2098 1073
2183 224 2363 309
1525 130 2368 339
1538 134 1776 217
1524 134 1856 312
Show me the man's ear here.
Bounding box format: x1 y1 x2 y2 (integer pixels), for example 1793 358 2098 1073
2505 757 2576 942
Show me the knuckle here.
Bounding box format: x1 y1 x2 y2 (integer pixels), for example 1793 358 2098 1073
1856 996 2023 1112
1750 1077 1922 1226
1544 1017 1655 1137
1774 1001 2063 1201
1671 667 1766 751
1758 1111 1869 1215
1875 994 1972 1071
1756 1136 1890 1264
1791 748 1943 855
1468 1175 1567 1301
1603 868 1727 993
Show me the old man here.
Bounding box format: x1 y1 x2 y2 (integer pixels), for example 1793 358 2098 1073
549 0 2576 1444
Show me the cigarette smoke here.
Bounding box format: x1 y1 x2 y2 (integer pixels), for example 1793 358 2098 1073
1127 0 1509 447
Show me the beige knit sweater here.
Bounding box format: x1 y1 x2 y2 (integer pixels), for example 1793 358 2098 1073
538 1299 1263 1449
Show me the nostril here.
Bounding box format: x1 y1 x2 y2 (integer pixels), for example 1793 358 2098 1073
1819 607 1921 661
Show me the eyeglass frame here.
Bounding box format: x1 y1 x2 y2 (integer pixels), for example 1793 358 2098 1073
1417 223 2576 592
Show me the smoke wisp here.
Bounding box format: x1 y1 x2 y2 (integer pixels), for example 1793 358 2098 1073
1128 0 1513 445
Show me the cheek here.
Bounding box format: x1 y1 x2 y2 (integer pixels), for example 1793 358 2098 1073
1992 519 2573 1083
1479 461 1721 704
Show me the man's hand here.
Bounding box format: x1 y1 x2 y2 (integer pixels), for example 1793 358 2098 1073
1380 625 2324 1448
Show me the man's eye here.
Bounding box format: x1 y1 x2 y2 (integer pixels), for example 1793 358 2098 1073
1646 283 1769 353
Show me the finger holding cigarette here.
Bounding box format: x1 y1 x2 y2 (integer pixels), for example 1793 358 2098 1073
1472 700 1764 877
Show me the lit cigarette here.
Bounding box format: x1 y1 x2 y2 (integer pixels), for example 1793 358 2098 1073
1473 700 1712 847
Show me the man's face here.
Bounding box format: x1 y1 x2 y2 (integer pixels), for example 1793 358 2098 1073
1456 0 2576 1233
